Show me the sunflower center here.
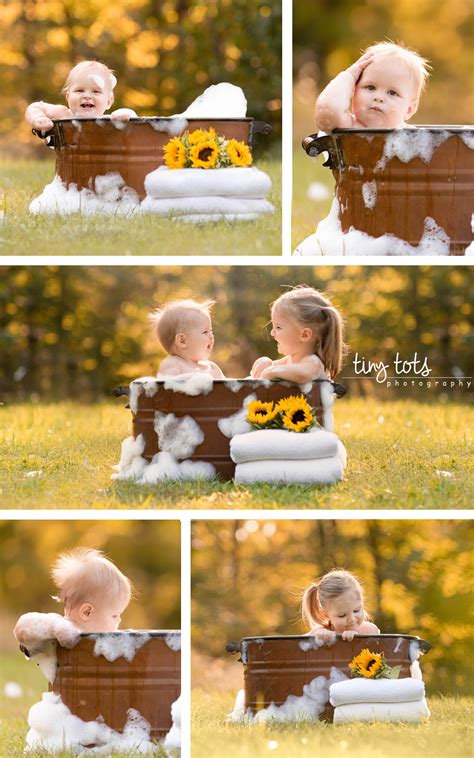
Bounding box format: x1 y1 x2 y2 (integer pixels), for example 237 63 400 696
367 658 378 670
291 409 306 423
198 147 214 160
255 409 267 417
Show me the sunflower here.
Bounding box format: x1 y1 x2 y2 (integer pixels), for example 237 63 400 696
247 400 279 427
189 139 220 169
226 139 253 167
163 137 187 169
349 649 385 679
277 395 314 433
188 128 217 145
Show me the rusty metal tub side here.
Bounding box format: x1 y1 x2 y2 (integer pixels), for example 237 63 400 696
51 631 181 739
227 634 431 722
303 126 474 254
35 117 272 200
115 379 346 480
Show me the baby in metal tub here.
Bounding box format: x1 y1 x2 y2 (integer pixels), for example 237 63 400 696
315 41 430 131
25 60 137 134
302 569 380 642
153 298 225 379
14 547 132 650
251 286 344 384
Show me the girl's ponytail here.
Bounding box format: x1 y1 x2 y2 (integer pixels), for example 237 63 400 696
302 581 327 630
318 305 345 380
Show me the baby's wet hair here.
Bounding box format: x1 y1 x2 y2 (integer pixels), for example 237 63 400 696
62 60 117 97
271 285 346 380
151 298 216 354
301 569 369 630
362 41 431 106
51 547 132 611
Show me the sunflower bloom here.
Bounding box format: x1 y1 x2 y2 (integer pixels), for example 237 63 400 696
188 128 217 145
163 137 187 169
247 400 279 427
349 649 385 679
189 140 220 169
277 395 314 433
227 139 253 167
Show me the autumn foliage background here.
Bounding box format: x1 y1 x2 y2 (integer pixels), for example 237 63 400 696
0 0 282 157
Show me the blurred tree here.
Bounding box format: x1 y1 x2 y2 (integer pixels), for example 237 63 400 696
0 265 472 400
0 519 181 631
0 0 281 156
191 519 474 695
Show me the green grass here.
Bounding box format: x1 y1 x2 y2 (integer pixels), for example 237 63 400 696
0 398 472 509
192 689 474 758
0 156 281 256
291 147 333 252
0 652 169 756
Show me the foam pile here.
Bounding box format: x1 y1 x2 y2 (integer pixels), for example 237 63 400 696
163 696 181 752
29 173 140 215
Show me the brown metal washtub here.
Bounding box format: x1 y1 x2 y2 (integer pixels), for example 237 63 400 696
303 127 474 254
33 117 272 200
49 631 180 740
227 634 431 722
114 378 346 481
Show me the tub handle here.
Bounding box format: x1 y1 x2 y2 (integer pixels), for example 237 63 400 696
226 641 242 654
302 133 345 170
32 127 57 147
113 386 130 398
19 644 31 658
331 381 347 398
418 639 432 655
250 120 272 147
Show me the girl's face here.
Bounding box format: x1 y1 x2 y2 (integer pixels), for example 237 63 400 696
323 588 365 633
270 307 310 356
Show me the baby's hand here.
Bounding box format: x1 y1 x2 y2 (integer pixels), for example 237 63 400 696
32 115 54 132
53 618 81 648
341 630 357 641
346 52 375 83
111 108 136 122
250 356 272 378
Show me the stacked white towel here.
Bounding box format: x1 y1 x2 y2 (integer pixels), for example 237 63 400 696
230 428 346 485
142 166 274 222
330 678 430 724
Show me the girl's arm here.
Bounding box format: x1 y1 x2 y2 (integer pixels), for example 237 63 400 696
25 102 71 131
341 621 380 641
261 354 325 383
208 361 226 379
315 52 375 131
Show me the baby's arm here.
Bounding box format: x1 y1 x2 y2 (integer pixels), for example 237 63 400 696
110 108 138 122
25 102 71 131
157 356 186 377
14 612 80 650
315 52 375 131
261 354 326 383
208 361 226 379
341 620 381 641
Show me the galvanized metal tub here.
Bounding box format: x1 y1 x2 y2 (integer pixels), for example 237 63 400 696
51 631 181 739
114 378 345 480
303 127 474 254
227 634 431 722
34 117 271 200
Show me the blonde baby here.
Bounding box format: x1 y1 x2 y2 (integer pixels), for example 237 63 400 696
251 286 345 383
14 548 132 650
315 41 430 131
153 298 225 379
302 569 380 642
25 60 137 134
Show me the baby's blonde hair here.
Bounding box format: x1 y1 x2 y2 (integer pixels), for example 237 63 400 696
271 286 345 380
302 569 369 630
51 547 132 611
151 298 216 354
363 41 431 106
62 61 117 97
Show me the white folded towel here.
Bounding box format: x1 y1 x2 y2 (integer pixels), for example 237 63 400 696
230 428 339 463
330 678 425 706
144 166 272 199
333 698 430 724
234 455 344 485
140 195 274 216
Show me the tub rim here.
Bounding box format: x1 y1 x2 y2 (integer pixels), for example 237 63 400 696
77 629 181 638
332 125 474 133
227 633 432 655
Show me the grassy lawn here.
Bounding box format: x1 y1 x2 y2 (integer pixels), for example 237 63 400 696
291 148 333 253
0 156 281 256
0 651 169 756
0 398 472 510
191 688 474 758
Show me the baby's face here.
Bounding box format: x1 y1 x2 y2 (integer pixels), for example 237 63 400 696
271 308 307 356
68 592 129 633
352 57 417 128
181 311 214 362
66 69 113 118
323 589 365 634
